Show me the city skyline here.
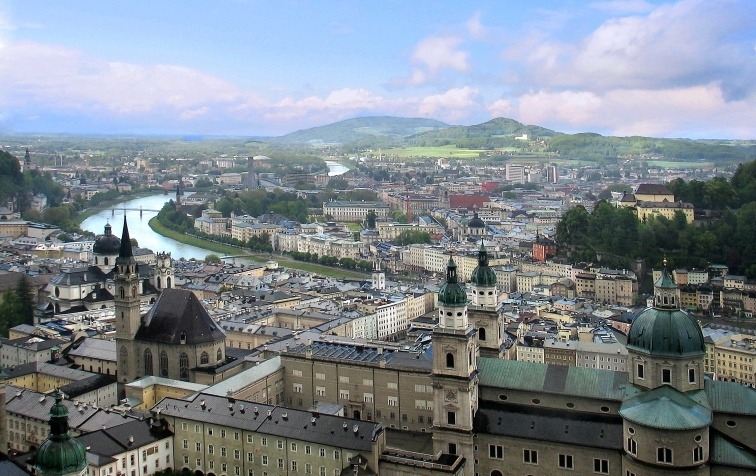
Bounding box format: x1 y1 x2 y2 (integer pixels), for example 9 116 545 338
0 0 754 139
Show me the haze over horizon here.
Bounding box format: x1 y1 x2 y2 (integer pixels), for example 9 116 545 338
0 0 754 140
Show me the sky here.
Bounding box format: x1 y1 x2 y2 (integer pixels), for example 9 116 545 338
0 0 754 139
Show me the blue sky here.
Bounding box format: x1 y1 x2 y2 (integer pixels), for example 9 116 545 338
0 0 753 138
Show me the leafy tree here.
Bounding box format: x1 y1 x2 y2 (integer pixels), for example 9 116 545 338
391 210 409 224
365 210 376 229
15 275 35 327
395 230 432 245
205 254 222 264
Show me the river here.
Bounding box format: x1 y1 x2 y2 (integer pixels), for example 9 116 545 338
80 161 350 260
80 194 212 261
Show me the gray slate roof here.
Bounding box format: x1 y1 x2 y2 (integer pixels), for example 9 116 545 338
475 402 622 450
135 288 225 345
156 392 380 452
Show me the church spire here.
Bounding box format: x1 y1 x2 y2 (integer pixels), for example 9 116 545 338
653 258 678 309
118 216 133 259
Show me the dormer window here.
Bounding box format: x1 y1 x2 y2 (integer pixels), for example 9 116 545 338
180 333 187 344
662 368 671 384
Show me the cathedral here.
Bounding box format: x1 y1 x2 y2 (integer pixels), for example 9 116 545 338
113 218 228 386
44 217 174 317
279 248 755 475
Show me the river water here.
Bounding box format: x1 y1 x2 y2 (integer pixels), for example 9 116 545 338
80 161 350 260
80 194 211 261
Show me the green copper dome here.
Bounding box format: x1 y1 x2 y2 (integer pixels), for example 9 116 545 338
34 390 87 476
627 265 704 357
470 242 496 287
627 308 705 356
439 256 467 306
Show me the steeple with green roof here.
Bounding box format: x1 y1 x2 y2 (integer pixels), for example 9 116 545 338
627 259 705 392
470 241 497 308
33 389 87 476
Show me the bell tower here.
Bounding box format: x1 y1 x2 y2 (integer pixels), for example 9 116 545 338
154 252 174 290
114 217 141 384
432 256 478 476
469 241 503 357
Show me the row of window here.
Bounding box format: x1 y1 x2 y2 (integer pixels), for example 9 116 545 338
485 448 610 473
181 456 342 475
636 363 697 384
182 439 340 459
626 438 705 464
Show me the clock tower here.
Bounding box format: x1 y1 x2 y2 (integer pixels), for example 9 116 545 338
432 256 478 476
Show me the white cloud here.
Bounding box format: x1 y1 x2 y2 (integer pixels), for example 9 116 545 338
412 36 469 73
418 87 480 121
589 0 655 13
505 83 755 138
0 41 258 118
466 12 486 39
518 0 754 95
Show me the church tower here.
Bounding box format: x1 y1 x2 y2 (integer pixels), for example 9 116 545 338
175 181 183 208
469 241 497 308
371 259 385 291
468 242 503 358
24 148 31 171
432 256 478 476
626 261 705 392
154 252 174 290
114 217 141 384
621 263 710 475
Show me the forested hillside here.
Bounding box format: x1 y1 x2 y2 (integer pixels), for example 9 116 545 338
556 160 756 277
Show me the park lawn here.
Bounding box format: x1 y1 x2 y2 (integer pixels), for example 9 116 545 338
148 218 368 279
383 145 488 158
345 222 363 232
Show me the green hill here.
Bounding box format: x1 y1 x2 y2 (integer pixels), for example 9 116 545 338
547 133 755 162
405 117 560 148
273 116 449 144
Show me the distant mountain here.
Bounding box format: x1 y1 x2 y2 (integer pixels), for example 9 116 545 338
405 117 560 148
268 116 753 163
273 116 450 144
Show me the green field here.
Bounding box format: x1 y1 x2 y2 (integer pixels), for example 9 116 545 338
148 218 368 279
647 160 714 169
383 145 487 158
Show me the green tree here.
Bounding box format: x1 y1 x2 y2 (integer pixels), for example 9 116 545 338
205 254 222 264
365 210 376 229
395 230 432 245
15 275 35 327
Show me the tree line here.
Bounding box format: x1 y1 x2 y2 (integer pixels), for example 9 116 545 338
556 161 756 278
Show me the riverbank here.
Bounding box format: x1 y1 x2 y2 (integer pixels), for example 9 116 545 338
74 189 162 225
148 217 369 279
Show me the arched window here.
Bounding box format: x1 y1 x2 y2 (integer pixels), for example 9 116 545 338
491 471 503 476
478 327 486 341
217 348 223 362
200 352 209 365
160 351 169 377
119 287 125 299
144 349 153 376
104 257 109 266
55 287 60 297
446 353 455 369
131 286 137 298
179 353 189 381
166 277 172 288
156 277 161 289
